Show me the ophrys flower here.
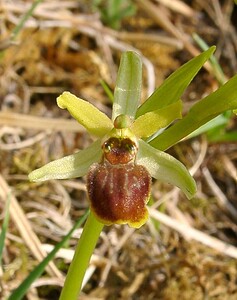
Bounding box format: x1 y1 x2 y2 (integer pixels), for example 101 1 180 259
29 51 197 228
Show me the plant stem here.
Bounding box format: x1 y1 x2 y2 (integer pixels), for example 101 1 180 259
59 211 104 300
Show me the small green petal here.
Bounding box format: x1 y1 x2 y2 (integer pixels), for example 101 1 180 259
112 51 142 121
137 140 196 199
29 140 102 182
131 100 182 138
57 92 113 137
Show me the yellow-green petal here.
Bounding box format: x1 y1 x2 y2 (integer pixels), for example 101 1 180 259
131 100 182 138
57 92 113 137
28 140 102 182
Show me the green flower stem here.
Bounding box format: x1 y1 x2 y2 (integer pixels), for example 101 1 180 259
59 211 104 300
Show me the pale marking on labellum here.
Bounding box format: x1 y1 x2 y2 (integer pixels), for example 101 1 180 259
100 166 108 191
109 169 114 195
132 175 140 189
124 170 129 209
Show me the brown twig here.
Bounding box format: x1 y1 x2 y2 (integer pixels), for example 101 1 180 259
149 207 237 259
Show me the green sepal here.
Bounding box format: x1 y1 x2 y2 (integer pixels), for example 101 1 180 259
137 140 196 199
136 46 216 117
28 140 102 182
112 51 142 121
57 92 113 137
131 100 182 138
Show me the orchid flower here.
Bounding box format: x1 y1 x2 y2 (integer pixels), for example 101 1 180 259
27 48 237 299
29 51 197 228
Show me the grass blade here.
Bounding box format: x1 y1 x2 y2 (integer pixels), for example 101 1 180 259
11 0 44 40
0 194 11 266
193 33 226 84
8 210 89 300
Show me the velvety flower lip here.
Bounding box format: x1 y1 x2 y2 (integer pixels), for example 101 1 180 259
87 161 151 228
29 51 198 228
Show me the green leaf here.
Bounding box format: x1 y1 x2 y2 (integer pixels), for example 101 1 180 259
137 140 196 199
100 80 114 103
150 73 237 151
192 33 226 84
136 46 216 117
28 140 102 182
57 92 113 137
131 100 182 138
112 51 142 121
186 114 229 139
207 129 237 142
8 210 89 300
0 194 11 266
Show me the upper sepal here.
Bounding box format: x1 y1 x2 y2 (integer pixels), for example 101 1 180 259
112 51 142 121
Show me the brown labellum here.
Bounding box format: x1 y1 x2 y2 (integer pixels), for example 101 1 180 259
87 136 151 228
